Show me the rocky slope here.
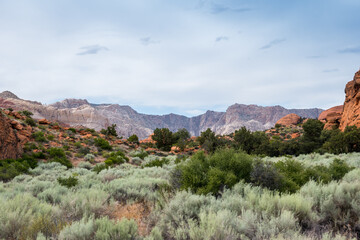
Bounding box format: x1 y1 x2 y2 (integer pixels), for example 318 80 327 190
339 70 360 131
0 92 323 139
0 110 32 159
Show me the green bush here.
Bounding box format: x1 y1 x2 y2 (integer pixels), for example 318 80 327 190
104 151 128 167
130 149 148 160
25 117 37 127
32 131 47 142
57 176 78 188
94 138 112 150
47 148 72 168
0 156 38 181
127 134 139 144
143 158 170 168
328 158 354 180
152 128 174 151
250 159 283 191
47 135 55 141
177 149 253 195
100 124 118 137
20 110 33 117
93 163 107 174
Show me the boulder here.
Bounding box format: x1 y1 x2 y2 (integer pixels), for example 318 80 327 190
318 105 343 130
38 118 50 125
275 113 301 127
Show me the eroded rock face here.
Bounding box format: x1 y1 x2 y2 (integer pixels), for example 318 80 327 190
318 105 343 130
339 70 360 131
275 113 301 127
0 112 22 159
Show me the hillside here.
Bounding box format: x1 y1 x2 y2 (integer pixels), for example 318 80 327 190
0 92 323 139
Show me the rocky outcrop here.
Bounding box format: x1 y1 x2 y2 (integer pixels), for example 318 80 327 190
0 91 20 99
51 99 90 109
318 105 343 130
0 112 23 159
339 70 360 131
276 113 301 126
0 91 323 139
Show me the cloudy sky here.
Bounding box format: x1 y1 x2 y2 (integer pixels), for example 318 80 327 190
1 0 360 116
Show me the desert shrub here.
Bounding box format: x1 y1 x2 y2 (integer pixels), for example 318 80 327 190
37 185 68 204
131 157 142 165
300 180 360 231
47 134 55 141
58 217 95 240
50 157 72 168
48 148 72 168
93 163 107 174
109 177 169 203
0 156 38 181
58 216 138 240
20 110 33 117
68 128 76 134
60 189 112 221
130 149 148 159
48 148 66 158
127 134 139 144
77 162 93 170
328 158 354 180
84 153 95 163
0 194 64 239
94 217 138 240
143 158 170 168
32 131 47 142
79 146 91 155
177 149 253 195
94 138 112 150
24 142 38 151
25 117 37 127
104 151 128 167
251 159 283 190
57 176 78 188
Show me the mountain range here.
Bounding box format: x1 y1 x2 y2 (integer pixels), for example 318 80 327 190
0 91 323 139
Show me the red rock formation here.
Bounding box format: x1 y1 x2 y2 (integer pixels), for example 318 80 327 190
318 105 343 130
339 70 360 131
38 119 51 125
275 113 301 127
0 112 23 159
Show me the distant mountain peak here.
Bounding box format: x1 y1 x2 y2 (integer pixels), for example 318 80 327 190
51 98 90 109
0 91 20 100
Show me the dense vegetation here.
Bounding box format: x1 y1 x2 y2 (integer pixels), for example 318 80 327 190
1 151 360 239
2 109 360 239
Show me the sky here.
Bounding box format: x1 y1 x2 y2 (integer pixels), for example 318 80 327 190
0 0 360 116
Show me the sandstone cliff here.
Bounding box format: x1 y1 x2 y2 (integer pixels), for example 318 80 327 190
0 112 22 159
0 92 323 139
339 70 360 131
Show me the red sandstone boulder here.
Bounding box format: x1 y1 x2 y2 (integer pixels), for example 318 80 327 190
275 113 301 127
38 119 51 125
318 105 343 130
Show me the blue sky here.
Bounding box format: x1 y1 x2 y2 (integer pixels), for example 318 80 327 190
0 0 360 116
